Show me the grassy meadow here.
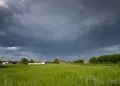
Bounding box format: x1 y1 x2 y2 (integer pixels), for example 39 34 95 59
0 64 120 86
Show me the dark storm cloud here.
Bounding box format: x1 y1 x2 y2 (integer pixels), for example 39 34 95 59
83 0 120 13
0 0 120 60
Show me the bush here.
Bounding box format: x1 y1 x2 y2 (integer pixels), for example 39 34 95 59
0 65 8 68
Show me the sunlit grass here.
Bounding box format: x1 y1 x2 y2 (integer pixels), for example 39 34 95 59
0 64 120 86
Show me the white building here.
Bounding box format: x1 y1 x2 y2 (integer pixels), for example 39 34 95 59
2 61 9 65
28 62 45 65
41 62 45 64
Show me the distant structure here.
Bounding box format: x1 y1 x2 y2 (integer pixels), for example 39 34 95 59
41 62 45 64
2 61 9 65
84 60 89 64
28 61 45 65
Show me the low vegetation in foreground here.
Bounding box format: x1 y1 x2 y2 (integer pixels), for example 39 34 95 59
0 64 120 86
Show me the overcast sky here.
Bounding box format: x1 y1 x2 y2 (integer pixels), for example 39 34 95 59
0 0 120 61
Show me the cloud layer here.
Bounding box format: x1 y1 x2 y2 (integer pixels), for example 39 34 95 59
0 0 120 60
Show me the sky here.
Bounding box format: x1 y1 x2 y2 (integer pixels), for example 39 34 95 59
0 0 120 61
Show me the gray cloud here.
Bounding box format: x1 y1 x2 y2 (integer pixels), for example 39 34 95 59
0 0 120 60
0 46 41 61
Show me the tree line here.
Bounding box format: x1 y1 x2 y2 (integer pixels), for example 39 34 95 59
89 54 120 64
1 53 120 65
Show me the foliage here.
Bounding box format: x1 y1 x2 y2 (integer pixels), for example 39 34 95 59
0 60 2 64
0 57 2 64
89 54 120 64
54 58 59 64
20 58 29 64
29 60 34 63
89 57 98 63
73 59 84 63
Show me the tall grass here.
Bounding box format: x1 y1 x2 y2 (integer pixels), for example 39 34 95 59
0 64 120 86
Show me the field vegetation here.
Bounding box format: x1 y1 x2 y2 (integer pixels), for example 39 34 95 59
0 54 120 86
0 64 120 86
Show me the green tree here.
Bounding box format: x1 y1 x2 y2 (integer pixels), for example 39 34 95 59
89 54 120 64
89 57 98 63
73 59 84 63
20 58 29 64
0 60 2 65
0 57 2 65
30 60 34 63
54 58 59 64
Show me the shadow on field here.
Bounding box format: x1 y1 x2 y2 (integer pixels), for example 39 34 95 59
0 65 8 68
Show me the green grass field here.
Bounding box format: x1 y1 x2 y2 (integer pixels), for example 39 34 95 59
0 64 120 86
